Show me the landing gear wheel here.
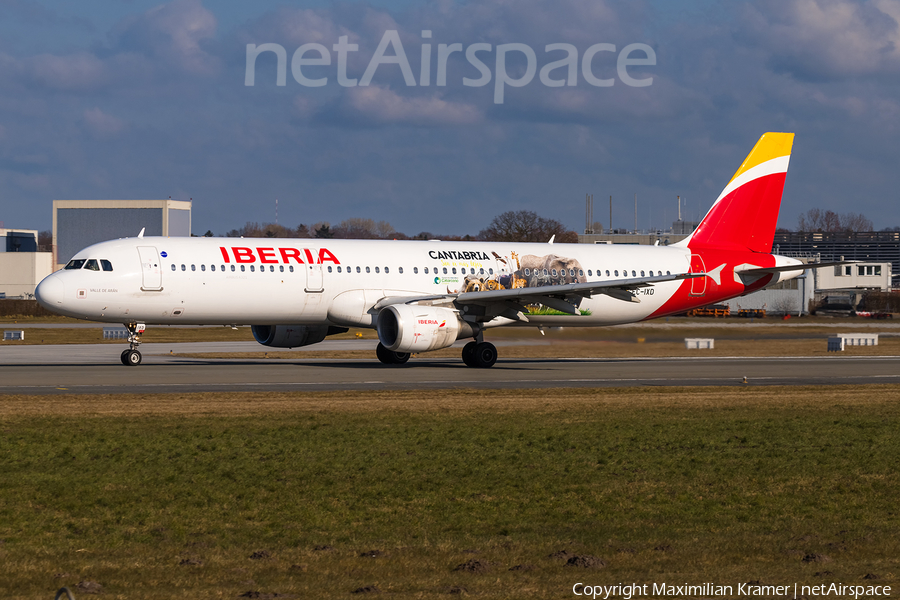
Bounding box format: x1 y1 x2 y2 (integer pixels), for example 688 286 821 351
124 349 142 366
120 349 130 365
461 341 478 367
472 342 497 368
376 342 410 365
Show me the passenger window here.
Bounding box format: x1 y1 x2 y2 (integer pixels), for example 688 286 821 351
578 269 583 277
366 266 371 273
65 259 86 270
443 268 448 275
171 264 176 271
489 268 494 275
280 265 285 272
231 265 235 272
452 268 457 275
632 270 636 277
641 270 645 277
398 267 402 274
551 269 557 277
336 266 341 273
666 271 671 275
211 265 216 272
181 264 186 271
201 264 206 272
191 264 196 272
241 265 245 272
385 267 390 273
375 266 380 273
606 270 610 276
85 259 100 271
101 260 113 272
250 265 255 272
289 266 294 272
524 268 530 276
648 270 653 276
423 267 428 274
614 270 619 276
480 268 485 275
221 265 225 271
413 267 417 274
327 266 332 273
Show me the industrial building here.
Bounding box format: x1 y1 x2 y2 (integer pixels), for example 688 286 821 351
721 262 892 316
52 199 191 269
0 229 53 298
772 231 900 288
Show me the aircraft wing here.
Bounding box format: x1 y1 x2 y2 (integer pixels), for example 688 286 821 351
374 272 703 319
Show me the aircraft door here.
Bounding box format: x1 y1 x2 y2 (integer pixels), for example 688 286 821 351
303 248 324 292
137 246 163 291
689 254 706 296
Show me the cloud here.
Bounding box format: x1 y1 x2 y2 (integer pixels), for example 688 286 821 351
22 51 108 91
83 107 126 137
743 0 900 80
327 85 482 126
111 0 219 75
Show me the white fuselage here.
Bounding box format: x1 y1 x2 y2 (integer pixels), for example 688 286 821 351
38 237 703 328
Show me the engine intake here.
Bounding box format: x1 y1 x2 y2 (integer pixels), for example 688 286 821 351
251 324 347 348
377 304 474 353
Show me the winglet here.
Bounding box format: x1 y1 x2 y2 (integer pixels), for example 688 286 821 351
137 228 145 238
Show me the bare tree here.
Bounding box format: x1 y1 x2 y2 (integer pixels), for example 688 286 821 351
332 218 402 239
841 212 874 232
797 208 873 232
38 230 53 250
478 210 578 242
225 222 311 238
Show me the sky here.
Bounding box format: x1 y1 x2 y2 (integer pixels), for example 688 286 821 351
2 0 900 237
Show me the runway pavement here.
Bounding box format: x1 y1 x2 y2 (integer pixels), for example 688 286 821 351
1 340 899 394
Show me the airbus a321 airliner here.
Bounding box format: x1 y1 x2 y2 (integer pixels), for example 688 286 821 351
36 132 820 368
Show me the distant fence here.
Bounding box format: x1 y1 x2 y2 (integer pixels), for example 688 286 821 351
0 299 57 318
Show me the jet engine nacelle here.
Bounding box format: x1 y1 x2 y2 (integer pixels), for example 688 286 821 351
251 324 347 348
377 304 474 353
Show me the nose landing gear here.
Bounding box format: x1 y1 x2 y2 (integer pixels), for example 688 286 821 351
120 322 146 366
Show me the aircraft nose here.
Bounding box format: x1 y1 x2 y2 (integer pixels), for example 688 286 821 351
35 273 65 309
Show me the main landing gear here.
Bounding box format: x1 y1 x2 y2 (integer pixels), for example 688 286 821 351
376 342 410 365
120 322 146 366
375 340 498 368
461 341 497 368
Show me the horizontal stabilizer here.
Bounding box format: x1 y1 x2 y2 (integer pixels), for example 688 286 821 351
736 260 854 276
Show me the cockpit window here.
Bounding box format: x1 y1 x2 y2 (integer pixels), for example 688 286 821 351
65 259 86 270
84 259 100 271
100 260 113 272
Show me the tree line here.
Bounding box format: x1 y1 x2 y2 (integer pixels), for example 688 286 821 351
217 211 580 243
35 207 899 247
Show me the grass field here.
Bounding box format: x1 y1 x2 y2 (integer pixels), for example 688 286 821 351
1 386 898 598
